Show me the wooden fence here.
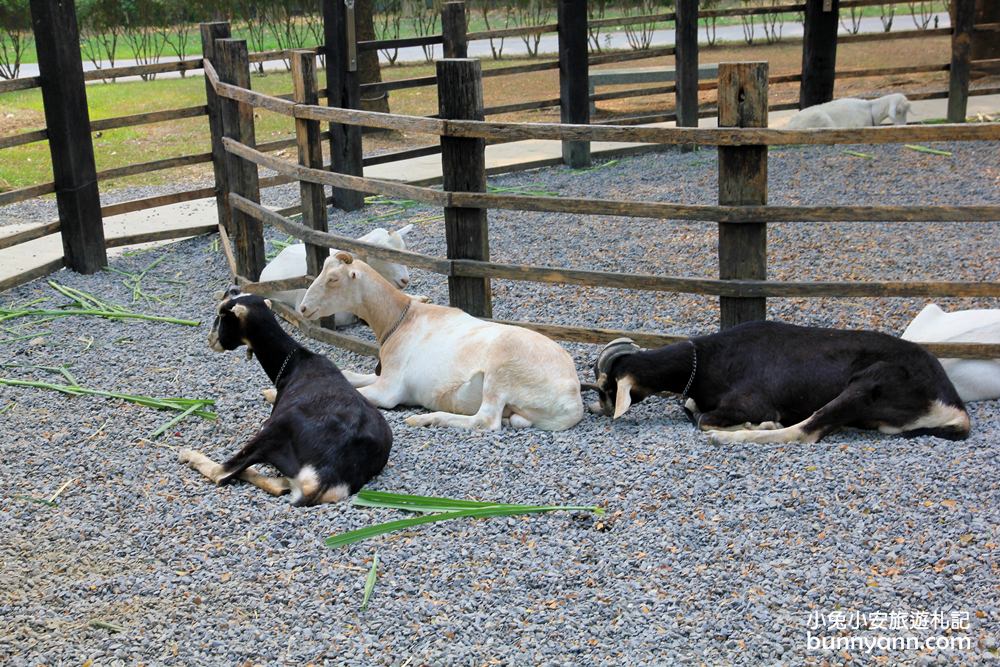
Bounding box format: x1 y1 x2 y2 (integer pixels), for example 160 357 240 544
0 0 998 290
198 44 1000 360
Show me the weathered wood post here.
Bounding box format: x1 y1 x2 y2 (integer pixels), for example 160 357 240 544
437 58 491 317
29 0 106 273
948 0 975 123
717 62 768 329
216 38 265 280
674 0 699 151
291 50 330 277
323 0 364 211
558 0 591 168
442 1 468 58
972 0 1000 61
201 22 232 232
800 0 839 108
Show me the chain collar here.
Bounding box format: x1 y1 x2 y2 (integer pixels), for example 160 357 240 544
273 349 296 387
379 300 411 347
678 341 697 403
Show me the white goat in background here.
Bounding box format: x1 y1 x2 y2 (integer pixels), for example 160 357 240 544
902 304 1000 403
259 224 414 327
787 93 912 129
298 252 585 431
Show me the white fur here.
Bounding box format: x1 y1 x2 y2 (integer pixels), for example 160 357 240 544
901 304 1000 402
786 94 911 129
298 255 584 431
259 225 414 327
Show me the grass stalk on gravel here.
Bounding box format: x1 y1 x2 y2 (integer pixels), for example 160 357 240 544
360 552 379 611
326 490 604 548
0 281 200 327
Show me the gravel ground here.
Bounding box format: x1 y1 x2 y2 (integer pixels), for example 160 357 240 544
1 142 999 665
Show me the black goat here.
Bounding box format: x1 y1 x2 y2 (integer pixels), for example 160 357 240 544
179 287 392 506
585 321 970 444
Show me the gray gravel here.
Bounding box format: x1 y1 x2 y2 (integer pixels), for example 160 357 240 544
2 142 999 665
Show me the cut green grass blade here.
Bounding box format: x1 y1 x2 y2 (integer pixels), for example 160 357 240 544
360 552 379 611
843 150 875 159
904 144 952 156
148 402 203 439
0 378 216 419
13 494 58 508
0 332 49 345
328 493 604 548
327 505 601 548
0 307 199 327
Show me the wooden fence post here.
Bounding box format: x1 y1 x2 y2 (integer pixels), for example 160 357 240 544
442 2 468 58
216 38 265 280
674 0 699 150
800 0 839 108
972 0 1000 61
717 62 768 330
291 50 330 277
948 0 974 123
558 0 591 168
323 0 364 211
201 22 232 232
29 0 106 274
437 58 491 317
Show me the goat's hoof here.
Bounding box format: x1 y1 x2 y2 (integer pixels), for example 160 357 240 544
707 430 735 445
405 414 434 428
262 388 277 404
177 448 196 464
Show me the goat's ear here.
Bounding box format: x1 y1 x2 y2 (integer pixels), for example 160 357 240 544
231 303 249 320
889 97 899 121
335 251 353 264
613 376 634 419
264 298 272 310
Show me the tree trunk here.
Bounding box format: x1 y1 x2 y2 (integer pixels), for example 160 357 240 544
356 0 389 113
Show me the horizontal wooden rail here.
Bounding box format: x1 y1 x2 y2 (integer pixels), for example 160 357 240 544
0 129 48 150
483 97 563 116
82 58 204 82
357 35 443 51
90 105 208 133
206 62 1000 146
0 182 57 207
0 76 41 94
95 152 213 182
248 46 321 64
360 75 438 93
363 144 442 166
466 22 560 42
481 59 561 79
0 220 60 250
105 224 216 248
0 258 65 294
588 12 676 30
229 192 1000 301
100 186 216 218
226 136 1000 224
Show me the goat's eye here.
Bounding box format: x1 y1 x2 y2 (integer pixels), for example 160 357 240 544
327 277 338 285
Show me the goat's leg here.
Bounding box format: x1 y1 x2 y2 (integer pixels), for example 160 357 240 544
697 400 782 432
178 448 290 496
406 392 505 430
358 379 406 409
342 369 379 388
707 369 893 445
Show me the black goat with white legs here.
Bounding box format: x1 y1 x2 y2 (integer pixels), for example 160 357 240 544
584 321 970 444
179 287 392 506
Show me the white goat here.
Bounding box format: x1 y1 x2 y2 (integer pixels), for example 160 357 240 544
259 225 414 327
786 93 911 129
902 303 1000 403
298 252 585 431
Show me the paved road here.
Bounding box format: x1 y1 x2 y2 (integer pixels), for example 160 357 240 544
13 11 949 82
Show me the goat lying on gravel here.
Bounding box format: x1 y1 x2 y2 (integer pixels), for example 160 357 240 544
902 303 1000 403
786 93 911 129
298 253 584 431
178 287 392 505
584 321 970 444
259 224 416 327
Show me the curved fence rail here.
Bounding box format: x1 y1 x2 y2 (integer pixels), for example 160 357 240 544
198 49 1000 361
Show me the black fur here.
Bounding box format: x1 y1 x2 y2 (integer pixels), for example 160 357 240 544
591 321 969 442
210 289 392 505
